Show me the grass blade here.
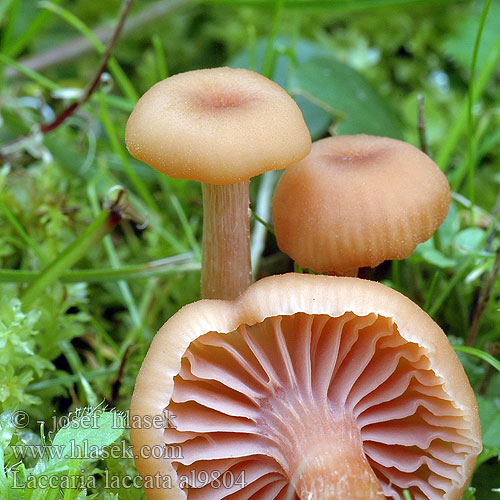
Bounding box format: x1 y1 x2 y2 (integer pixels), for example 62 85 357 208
169 194 201 259
87 183 142 332
39 1 138 101
0 0 15 24
4 0 64 58
0 53 59 91
466 0 493 220
27 367 118 392
0 255 200 283
261 0 285 78
428 204 500 317
20 208 121 309
99 92 160 213
201 0 458 9
437 31 500 170
453 345 500 374
152 34 169 80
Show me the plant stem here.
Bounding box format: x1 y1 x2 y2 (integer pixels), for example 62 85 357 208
201 182 251 299
39 0 137 102
417 94 428 156
0 0 135 159
466 246 500 346
328 269 359 277
21 208 121 310
5 0 191 78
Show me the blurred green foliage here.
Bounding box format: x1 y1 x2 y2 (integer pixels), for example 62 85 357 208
1 0 500 498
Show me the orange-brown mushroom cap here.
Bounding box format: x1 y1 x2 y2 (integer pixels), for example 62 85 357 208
130 273 481 500
125 67 311 185
272 135 451 273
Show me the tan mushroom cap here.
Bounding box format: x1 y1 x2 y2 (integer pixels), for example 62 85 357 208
131 273 481 500
125 67 311 185
272 135 451 273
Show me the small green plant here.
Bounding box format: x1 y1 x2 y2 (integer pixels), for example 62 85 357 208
0 407 142 499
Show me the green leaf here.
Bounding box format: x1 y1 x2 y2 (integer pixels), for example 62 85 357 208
289 56 403 138
229 37 333 139
462 487 477 500
453 227 486 255
477 396 500 450
293 94 332 140
48 409 124 469
437 202 460 250
231 37 402 138
472 456 500 500
416 239 457 268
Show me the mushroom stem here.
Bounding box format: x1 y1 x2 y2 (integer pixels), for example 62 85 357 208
201 181 251 299
328 268 359 277
294 449 384 500
289 413 384 500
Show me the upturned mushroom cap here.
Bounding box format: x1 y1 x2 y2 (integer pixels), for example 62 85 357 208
131 273 481 500
125 67 311 185
272 135 451 273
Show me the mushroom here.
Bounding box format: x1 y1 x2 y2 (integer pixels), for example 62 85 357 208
272 135 451 276
130 273 481 500
125 67 311 299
